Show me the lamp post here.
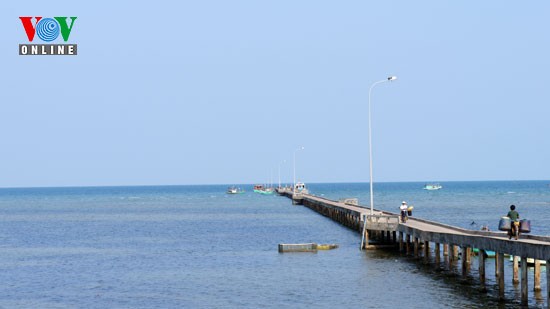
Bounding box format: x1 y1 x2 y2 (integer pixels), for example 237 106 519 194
293 146 305 191
368 76 397 215
278 160 286 189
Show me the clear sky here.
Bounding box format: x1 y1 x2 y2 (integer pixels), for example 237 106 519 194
1 1 549 187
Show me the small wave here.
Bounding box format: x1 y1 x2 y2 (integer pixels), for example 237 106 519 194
507 192 515 194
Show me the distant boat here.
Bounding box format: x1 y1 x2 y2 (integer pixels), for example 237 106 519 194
259 187 274 195
253 185 274 195
423 183 442 190
294 182 308 194
227 186 244 194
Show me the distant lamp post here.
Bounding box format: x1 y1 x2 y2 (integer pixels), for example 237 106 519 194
293 146 305 191
278 160 286 189
368 76 397 215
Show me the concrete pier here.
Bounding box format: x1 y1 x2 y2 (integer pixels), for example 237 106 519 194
277 189 550 307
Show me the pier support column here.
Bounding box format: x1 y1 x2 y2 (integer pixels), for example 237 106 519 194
495 253 500 278
443 244 449 256
435 243 440 263
535 260 541 292
513 256 519 284
406 234 411 255
498 253 505 300
546 259 550 309
461 247 470 276
414 237 419 257
453 245 459 260
392 231 397 243
479 249 486 286
398 232 403 252
423 241 430 264
521 257 528 305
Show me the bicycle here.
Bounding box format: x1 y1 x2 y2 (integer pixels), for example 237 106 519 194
400 210 408 223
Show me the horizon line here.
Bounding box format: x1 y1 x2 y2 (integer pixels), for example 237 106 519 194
1 179 549 190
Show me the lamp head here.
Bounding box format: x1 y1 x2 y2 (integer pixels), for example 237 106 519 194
387 76 397 81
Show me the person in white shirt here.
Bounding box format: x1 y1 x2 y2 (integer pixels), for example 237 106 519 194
400 201 408 223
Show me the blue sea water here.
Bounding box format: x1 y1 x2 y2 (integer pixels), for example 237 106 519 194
0 181 549 308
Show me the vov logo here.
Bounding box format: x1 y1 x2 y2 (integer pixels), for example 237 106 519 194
19 16 78 55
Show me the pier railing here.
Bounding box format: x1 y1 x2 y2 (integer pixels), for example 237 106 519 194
365 214 399 231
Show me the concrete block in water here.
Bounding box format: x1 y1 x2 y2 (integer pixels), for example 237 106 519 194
279 243 317 252
278 243 338 252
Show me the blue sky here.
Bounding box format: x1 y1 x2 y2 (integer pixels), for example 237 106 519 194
1 1 549 187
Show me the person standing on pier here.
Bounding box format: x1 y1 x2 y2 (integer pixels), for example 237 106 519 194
400 201 408 223
507 204 520 240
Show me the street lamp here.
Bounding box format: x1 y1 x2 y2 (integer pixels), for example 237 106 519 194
368 76 397 215
278 160 286 189
293 146 305 191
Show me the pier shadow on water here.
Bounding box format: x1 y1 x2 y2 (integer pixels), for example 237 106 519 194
367 248 546 308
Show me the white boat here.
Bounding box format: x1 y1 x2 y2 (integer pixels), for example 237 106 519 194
253 185 274 195
227 186 244 194
294 182 308 194
423 183 442 190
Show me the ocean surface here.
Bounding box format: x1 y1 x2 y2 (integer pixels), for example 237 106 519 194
0 181 549 308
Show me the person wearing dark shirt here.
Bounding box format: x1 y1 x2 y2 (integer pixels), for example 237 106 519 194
507 204 520 240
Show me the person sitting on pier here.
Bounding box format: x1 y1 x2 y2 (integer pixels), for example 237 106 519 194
506 204 520 240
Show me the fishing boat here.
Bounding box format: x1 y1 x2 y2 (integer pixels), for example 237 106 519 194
227 186 244 194
259 187 274 195
253 185 274 195
423 183 442 190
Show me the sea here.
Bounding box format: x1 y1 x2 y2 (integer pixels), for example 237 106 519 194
0 180 549 308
